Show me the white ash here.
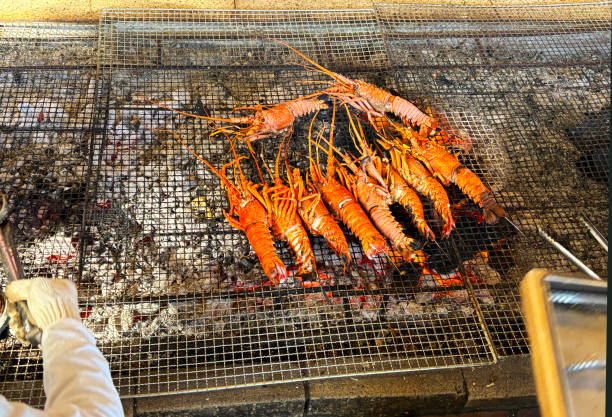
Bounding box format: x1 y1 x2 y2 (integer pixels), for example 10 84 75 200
349 295 383 321
84 293 343 343
474 289 495 306
386 297 424 318
464 258 501 286
29 131 55 145
85 302 183 342
16 100 68 128
165 90 190 109
0 229 79 282
414 292 435 304
386 289 474 320
83 219 226 300
448 289 470 304
459 305 475 316
435 305 449 316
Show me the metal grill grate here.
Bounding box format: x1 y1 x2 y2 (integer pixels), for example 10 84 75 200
0 23 101 407
0 4 609 405
376 1 610 356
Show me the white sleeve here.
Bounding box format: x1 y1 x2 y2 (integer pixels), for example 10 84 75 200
0 318 123 417
0 395 47 417
42 318 124 417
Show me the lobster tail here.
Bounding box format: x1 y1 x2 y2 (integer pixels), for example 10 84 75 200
299 190 352 266
454 168 505 225
286 99 328 118
245 218 288 284
480 192 506 225
321 178 387 260
417 175 455 239
482 201 506 225
432 196 456 239
412 217 436 242
284 222 316 275
369 206 417 259
389 96 438 135
342 198 388 259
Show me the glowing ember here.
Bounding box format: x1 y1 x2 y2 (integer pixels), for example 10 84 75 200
418 266 463 287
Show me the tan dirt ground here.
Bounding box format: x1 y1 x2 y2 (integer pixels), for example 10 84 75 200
0 0 596 22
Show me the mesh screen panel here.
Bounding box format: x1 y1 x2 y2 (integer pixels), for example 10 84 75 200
376 2 610 356
0 3 609 404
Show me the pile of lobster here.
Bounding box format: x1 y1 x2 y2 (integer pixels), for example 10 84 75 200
157 40 506 286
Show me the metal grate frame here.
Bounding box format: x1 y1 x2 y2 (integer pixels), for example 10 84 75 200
0 4 609 405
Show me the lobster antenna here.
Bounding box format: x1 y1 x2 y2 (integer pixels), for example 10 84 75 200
258 143 275 183
274 132 289 183
504 217 527 239
306 109 322 176
326 99 337 174
343 105 362 155
316 133 362 180
267 37 350 88
355 113 367 142
245 141 265 184
315 131 340 158
315 128 323 175
314 131 357 184
274 129 293 180
220 132 244 183
146 99 238 123
194 101 248 183
384 252 403 275
343 105 375 173
283 131 294 189
157 129 235 192
232 90 325 111
432 239 444 253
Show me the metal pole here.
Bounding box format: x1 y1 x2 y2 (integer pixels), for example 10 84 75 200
579 215 608 253
537 227 602 281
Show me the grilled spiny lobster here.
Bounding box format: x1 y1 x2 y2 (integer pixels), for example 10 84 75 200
287 115 351 265
386 145 456 239
373 156 436 242
162 130 287 284
317 111 422 261
256 134 316 275
393 124 506 225
308 103 388 260
271 39 438 136
151 96 328 143
339 107 435 243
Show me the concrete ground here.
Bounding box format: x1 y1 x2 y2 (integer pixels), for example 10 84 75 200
0 0 596 21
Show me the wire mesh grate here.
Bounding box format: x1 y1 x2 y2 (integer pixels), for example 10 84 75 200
0 22 102 408
0 4 609 405
89 8 495 398
376 1 610 357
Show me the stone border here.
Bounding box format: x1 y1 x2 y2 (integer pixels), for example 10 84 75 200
125 356 537 416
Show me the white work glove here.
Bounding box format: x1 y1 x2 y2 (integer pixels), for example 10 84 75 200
5 278 80 330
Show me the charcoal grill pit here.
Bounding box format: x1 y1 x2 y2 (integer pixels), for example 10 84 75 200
0 4 609 408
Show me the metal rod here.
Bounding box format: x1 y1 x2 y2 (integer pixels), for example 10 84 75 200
579 215 608 253
0 194 42 346
565 360 606 373
537 227 602 281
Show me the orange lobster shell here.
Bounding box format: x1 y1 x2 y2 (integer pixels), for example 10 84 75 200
389 147 455 238
374 157 435 241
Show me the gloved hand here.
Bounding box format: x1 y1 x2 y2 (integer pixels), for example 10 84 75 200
5 278 80 330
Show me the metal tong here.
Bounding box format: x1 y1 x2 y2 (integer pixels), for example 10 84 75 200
0 194 42 346
537 214 607 281
579 215 608 253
